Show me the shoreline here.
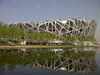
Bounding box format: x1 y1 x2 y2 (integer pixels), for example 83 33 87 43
0 45 97 49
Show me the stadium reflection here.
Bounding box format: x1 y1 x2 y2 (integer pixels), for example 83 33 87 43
0 48 97 74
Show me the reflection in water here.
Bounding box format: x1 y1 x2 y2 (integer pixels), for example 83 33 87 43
0 48 97 74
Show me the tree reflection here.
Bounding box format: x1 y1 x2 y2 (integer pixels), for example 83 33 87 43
0 48 97 74
0 65 5 73
8 64 16 71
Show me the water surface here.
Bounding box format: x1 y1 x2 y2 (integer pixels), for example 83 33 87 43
0 48 100 75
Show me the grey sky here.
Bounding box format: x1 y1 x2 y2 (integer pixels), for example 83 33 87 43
0 0 99 40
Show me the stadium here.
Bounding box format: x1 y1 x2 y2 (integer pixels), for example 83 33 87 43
8 18 96 35
4 18 97 45
9 18 97 38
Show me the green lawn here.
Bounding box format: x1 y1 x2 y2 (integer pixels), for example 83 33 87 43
0 45 95 49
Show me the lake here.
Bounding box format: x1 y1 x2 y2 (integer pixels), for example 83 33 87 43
0 47 100 75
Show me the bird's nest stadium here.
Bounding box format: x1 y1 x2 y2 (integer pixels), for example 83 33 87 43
8 18 97 41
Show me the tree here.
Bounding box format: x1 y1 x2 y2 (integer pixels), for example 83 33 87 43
9 24 21 39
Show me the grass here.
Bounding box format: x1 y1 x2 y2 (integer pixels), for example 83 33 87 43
0 45 95 49
0 41 97 49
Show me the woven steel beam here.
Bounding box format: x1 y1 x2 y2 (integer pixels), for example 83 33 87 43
8 18 97 40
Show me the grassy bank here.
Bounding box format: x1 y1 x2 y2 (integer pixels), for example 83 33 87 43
0 45 95 49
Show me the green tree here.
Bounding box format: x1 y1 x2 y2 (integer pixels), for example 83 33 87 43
9 24 21 39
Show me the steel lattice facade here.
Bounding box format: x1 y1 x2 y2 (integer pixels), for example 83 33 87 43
8 18 97 40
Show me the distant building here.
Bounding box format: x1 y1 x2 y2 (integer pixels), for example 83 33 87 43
84 41 93 46
20 40 26 45
98 41 100 44
48 39 63 43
